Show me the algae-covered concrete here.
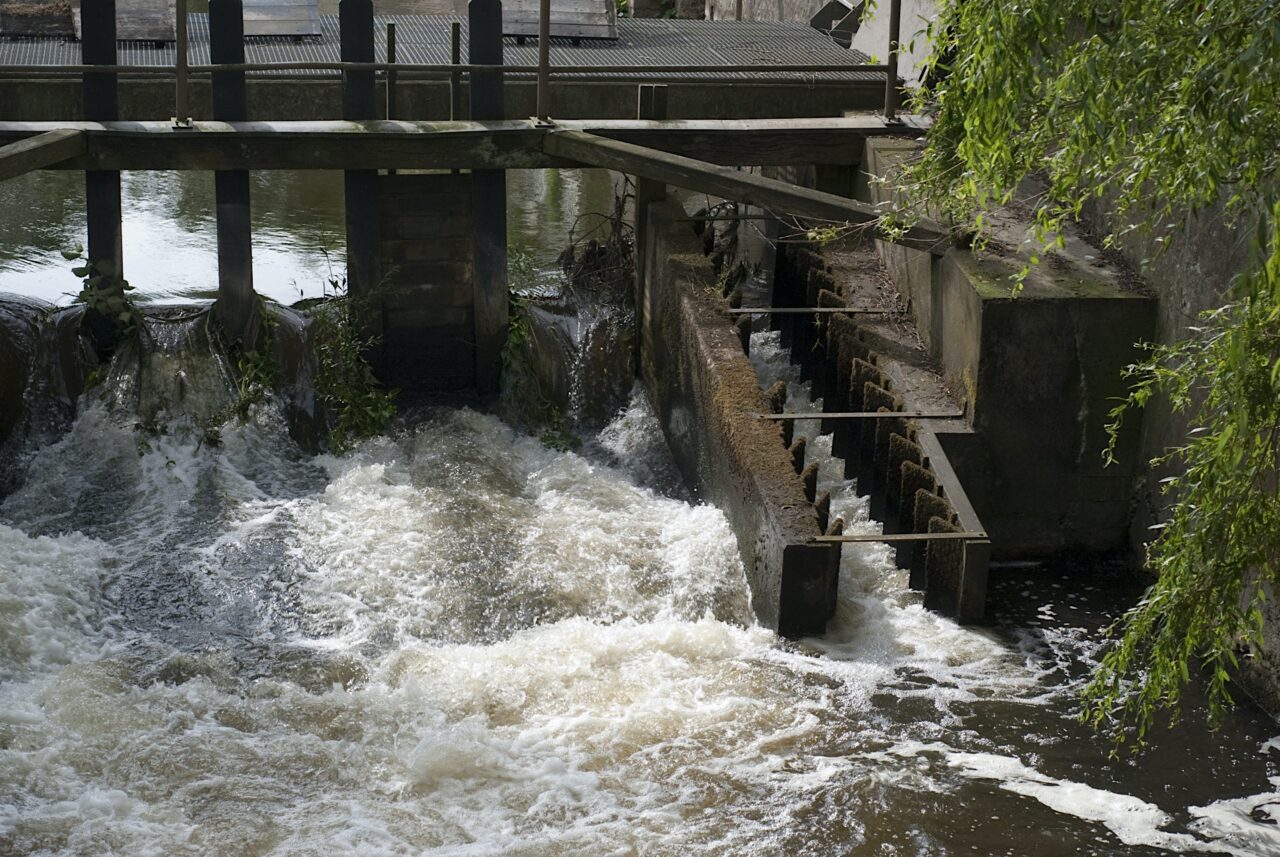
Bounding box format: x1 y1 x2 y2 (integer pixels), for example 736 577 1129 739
639 199 838 636
860 137 1156 557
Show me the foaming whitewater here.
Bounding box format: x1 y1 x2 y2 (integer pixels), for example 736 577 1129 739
2 352 1280 855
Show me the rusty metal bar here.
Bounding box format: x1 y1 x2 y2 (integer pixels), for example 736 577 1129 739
727 307 891 314
816 531 987 543
753 411 965 420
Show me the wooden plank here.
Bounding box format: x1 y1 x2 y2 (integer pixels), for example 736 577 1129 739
242 0 321 38
542 129 951 253
0 129 84 182
503 0 616 40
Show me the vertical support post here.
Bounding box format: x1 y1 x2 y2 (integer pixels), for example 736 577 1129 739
536 0 551 119
82 0 122 353
210 0 258 349
734 0 743 20
174 0 190 123
385 22 397 120
883 0 902 122
469 0 507 392
450 21 464 120
341 0 381 358
633 83 667 375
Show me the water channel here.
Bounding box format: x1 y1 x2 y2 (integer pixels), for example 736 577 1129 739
1 170 1280 855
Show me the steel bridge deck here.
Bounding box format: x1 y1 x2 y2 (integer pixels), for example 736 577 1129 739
0 16 879 82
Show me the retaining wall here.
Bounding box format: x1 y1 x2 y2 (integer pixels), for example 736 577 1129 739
859 137 1156 557
639 199 838 636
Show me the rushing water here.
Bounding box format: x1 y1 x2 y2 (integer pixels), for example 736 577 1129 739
4 168 1280 854
1 323 1280 855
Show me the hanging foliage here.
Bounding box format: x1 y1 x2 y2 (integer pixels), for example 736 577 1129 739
901 0 1280 746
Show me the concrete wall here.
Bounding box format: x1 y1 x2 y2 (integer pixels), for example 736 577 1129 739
860 137 1156 558
640 199 839 636
376 173 479 391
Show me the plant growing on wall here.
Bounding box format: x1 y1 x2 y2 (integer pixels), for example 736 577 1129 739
900 0 1280 747
304 276 398 453
64 247 144 342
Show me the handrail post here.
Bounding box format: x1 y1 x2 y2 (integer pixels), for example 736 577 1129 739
883 0 902 122
174 0 190 125
450 21 463 120
385 22 397 120
536 0 551 119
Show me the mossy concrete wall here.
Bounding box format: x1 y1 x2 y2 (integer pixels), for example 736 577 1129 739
860 137 1157 557
639 199 838 636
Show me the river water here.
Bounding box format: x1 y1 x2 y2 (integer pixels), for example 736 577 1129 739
3 173 1280 855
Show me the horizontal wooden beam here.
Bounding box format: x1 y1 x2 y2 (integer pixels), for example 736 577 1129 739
541 129 950 253
0 129 85 182
0 117 922 170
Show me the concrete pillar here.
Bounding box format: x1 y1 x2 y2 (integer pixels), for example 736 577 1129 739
341 0 382 355
210 0 258 348
633 84 667 375
81 0 122 352
469 0 508 393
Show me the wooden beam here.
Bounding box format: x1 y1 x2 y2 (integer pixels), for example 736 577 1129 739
542 129 950 254
0 129 85 182
0 117 921 171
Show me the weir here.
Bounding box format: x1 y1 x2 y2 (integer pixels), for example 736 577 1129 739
0 0 1141 637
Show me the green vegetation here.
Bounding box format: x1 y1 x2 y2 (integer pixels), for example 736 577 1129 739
64 248 143 341
902 0 1280 746
304 277 398 453
502 248 580 451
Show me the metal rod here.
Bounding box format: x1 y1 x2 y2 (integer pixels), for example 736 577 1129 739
753 411 965 420
536 0 551 119
883 0 902 121
174 0 189 122
0 62 888 76
386 22 397 120
816 531 987 543
727 307 892 314
450 21 463 120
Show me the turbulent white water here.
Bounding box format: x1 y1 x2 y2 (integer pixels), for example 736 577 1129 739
2 339 1280 855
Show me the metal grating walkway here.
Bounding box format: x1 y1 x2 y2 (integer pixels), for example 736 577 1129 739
0 16 880 81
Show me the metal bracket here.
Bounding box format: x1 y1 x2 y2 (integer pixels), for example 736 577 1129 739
171 116 194 130
531 115 556 128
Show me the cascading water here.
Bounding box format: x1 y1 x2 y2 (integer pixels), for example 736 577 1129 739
2 321 1280 855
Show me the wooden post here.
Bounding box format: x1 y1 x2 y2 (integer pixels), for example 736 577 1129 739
469 0 507 393
82 0 122 353
633 83 667 376
210 0 258 349
341 0 381 354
